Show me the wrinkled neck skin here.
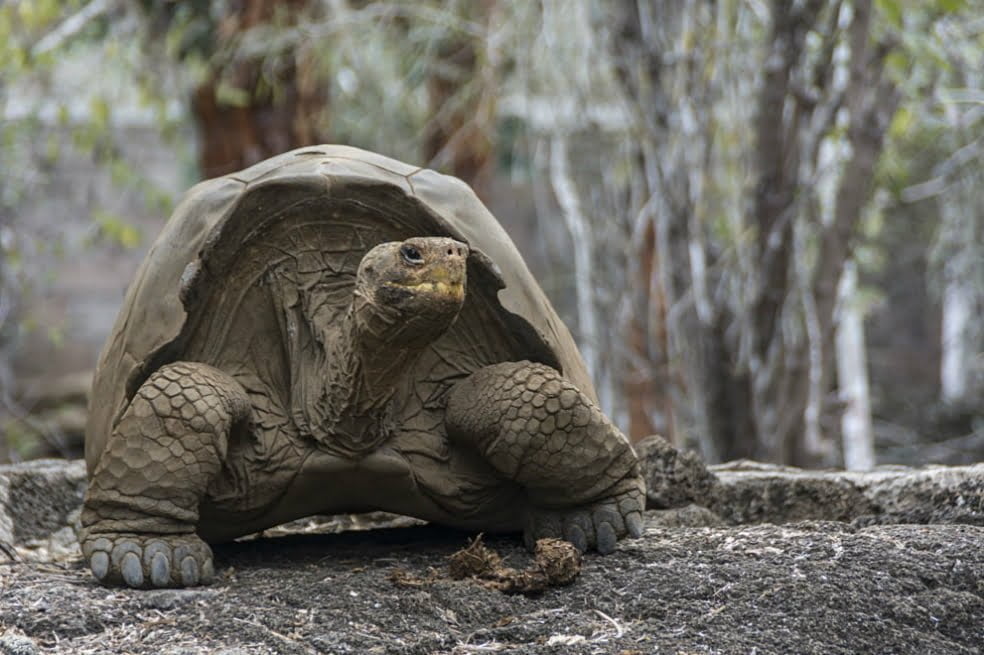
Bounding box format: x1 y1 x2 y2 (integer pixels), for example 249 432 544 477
301 288 446 458
332 295 429 414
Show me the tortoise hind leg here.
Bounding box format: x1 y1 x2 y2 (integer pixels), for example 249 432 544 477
81 362 251 588
445 361 644 554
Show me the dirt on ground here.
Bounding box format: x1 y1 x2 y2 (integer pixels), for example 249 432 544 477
2 516 983 655
2 456 983 654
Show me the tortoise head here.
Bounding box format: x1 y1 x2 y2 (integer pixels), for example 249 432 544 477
353 237 469 349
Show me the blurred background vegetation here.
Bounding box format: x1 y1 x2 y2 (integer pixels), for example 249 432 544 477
1 0 981 468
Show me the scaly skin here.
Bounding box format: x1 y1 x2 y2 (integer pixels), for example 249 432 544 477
445 361 645 554
81 362 251 588
82 238 644 589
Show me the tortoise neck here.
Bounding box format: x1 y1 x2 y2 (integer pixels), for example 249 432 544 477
286 306 426 460
309 306 426 448
346 305 426 409
282 283 430 458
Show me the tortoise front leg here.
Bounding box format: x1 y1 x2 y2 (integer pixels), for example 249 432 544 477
81 362 251 588
445 361 644 553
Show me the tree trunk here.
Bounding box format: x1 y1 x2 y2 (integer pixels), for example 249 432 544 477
937 186 982 406
940 278 974 404
623 219 665 442
420 0 495 200
836 260 875 470
611 5 668 444
744 0 826 463
806 0 899 465
190 0 328 178
747 0 897 465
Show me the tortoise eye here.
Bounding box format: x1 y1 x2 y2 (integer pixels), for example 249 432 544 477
400 245 424 265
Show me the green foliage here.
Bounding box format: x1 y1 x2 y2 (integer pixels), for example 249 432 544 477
878 2 982 191
215 81 252 108
876 0 904 28
1 419 35 461
0 0 181 458
91 210 142 249
935 0 968 12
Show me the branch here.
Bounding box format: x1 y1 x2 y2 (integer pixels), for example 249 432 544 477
31 0 114 58
901 137 983 202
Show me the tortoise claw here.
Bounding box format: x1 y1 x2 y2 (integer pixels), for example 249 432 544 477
524 484 645 555
81 533 214 589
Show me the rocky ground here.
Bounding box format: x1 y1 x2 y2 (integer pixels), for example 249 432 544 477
1 446 982 655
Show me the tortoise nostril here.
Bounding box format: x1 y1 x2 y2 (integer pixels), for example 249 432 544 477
447 248 453 256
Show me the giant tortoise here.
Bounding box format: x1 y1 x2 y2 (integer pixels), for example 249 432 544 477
81 145 644 588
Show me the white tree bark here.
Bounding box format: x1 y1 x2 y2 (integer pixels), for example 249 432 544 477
836 260 875 470
941 271 975 404
939 199 977 405
549 136 606 410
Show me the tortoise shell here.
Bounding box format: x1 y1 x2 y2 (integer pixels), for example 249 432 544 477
85 145 593 473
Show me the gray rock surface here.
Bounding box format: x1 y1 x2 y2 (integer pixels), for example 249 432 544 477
0 459 86 561
1 458 983 654
636 434 719 509
709 460 984 526
2 520 982 654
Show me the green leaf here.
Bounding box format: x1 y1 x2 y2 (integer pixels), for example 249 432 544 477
44 133 61 162
9 45 26 71
0 7 12 44
47 325 65 349
109 158 134 186
92 209 142 249
936 0 967 12
888 106 913 139
876 0 903 28
215 81 251 108
89 96 111 129
885 50 909 77
35 0 62 29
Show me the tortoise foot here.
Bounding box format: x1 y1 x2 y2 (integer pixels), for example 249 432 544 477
524 485 645 555
81 533 214 588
